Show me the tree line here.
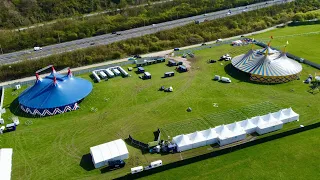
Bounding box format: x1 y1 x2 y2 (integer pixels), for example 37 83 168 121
0 0 160 29
0 0 268 53
0 0 319 82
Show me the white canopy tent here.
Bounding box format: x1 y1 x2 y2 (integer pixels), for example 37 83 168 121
0 148 13 180
172 134 192 152
250 116 267 127
215 125 236 146
187 131 207 148
226 122 247 142
239 119 257 134
90 139 129 169
256 120 283 135
281 108 299 123
200 128 218 145
271 110 289 123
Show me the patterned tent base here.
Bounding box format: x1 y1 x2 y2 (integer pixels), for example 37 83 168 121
20 103 79 116
250 74 299 83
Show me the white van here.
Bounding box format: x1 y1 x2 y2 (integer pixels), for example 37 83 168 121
34 47 42 51
131 166 143 174
221 77 231 83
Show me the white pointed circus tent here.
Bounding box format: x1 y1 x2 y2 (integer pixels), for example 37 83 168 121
0 148 13 180
239 119 257 134
172 134 192 152
187 131 207 149
90 139 129 169
199 128 219 145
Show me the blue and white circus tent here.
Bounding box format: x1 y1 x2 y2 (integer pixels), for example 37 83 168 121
231 46 302 83
18 67 92 116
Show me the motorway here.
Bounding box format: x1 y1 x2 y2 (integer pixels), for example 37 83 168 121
0 0 292 65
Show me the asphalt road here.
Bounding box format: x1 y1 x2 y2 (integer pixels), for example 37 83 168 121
0 0 292 65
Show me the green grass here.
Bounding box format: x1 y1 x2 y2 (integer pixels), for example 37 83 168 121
250 24 320 63
0 25 319 180
144 127 320 180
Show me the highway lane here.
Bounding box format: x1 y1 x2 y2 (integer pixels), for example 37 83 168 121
0 0 292 64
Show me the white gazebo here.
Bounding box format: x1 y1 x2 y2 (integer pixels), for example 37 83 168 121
90 139 129 169
187 131 207 149
172 134 192 152
200 128 219 145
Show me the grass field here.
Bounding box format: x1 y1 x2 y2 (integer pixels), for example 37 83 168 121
0 25 319 180
250 24 320 63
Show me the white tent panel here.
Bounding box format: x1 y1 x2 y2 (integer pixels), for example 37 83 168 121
0 148 13 180
90 139 129 169
262 113 279 123
215 125 239 146
282 108 299 122
200 128 218 145
271 110 289 123
187 131 207 149
239 119 257 134
250 116 267 127
256 120 283 135
172 134 193 152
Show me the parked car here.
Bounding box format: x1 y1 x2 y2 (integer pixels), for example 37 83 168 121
133 54 142 58
174 48 180 51
108 160 125 169
112 31 117 34
34 47 42 51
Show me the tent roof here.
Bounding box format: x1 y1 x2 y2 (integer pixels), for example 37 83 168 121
173 134 192 146
18 72 92 109
187 131 206 143
226 122 246 135
240 119 256 130
261 113 279 123
231 48 302 77
200 128 218 139
215 125 233 139
90 139 128 164
0 148 13 180
250 116 267 126
282 107 299 117
271 110 288 120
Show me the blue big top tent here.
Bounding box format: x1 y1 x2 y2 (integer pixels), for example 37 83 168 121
18 67 93 116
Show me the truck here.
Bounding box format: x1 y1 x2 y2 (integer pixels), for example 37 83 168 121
108 160 125 169
221 77 231 83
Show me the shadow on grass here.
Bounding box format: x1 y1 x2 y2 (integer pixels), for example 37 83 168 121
124 138 149 155
8 98 39 118
80 153 95 171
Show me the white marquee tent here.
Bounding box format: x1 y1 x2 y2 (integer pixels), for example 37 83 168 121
215 125 237 146
281 108 299 123
199 128 218 145
226 122 247 142
0 148 13 180
90 139 129 168
239 119 257 134
256 113 284 135
271 110 289 123
187 131 207 149
172 134 192 152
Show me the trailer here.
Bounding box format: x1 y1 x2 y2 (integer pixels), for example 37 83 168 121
117 67 129 77
177 65 188 72
144 72 152 79
92 71 101 82
164 71 175 77
105 69 115 78
111 68 121 76
98 71 107 79
131 166 143 174
168 60 177 66
138 67 145 73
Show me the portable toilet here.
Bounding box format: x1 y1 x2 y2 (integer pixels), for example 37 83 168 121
131 166 143 174
144 72 151 79
138 67 145 73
